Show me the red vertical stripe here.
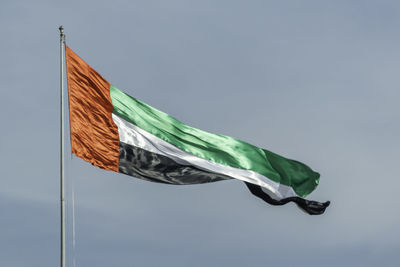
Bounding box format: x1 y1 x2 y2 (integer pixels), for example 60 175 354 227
65 46 119 171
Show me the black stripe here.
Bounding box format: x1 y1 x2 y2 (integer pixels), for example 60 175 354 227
118 142 232 184
118 142 330 214
244 182 330 215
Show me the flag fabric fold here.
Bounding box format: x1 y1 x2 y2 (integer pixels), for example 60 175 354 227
65 45 329 215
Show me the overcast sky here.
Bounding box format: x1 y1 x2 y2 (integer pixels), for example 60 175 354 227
1 1 399 266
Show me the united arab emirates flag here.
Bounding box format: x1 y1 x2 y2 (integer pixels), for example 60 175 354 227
65 46 329 215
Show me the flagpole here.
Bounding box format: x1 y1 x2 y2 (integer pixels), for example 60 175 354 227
59 25 66 267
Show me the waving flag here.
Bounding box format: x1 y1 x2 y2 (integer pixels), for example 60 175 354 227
65 46 329 215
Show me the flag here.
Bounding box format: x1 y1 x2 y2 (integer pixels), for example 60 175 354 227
65 46 329 215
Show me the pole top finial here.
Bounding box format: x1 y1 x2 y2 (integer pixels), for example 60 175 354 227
59 26 65 42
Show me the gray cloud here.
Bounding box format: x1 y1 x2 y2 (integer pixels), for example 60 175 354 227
1 0 399 266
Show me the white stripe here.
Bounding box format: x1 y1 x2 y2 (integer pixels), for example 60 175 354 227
112 114 298 200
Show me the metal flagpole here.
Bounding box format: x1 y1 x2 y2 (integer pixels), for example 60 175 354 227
59 25 66 267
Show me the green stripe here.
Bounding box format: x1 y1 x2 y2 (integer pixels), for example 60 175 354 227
110 85 319 197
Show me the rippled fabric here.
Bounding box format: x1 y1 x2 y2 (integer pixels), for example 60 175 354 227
245 182 330 215
112 113 298 199
66 46 120 171
65 46 328 213
119 142 231 184
110 85 319 197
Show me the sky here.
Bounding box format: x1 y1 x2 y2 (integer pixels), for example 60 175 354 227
1 0 399 266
